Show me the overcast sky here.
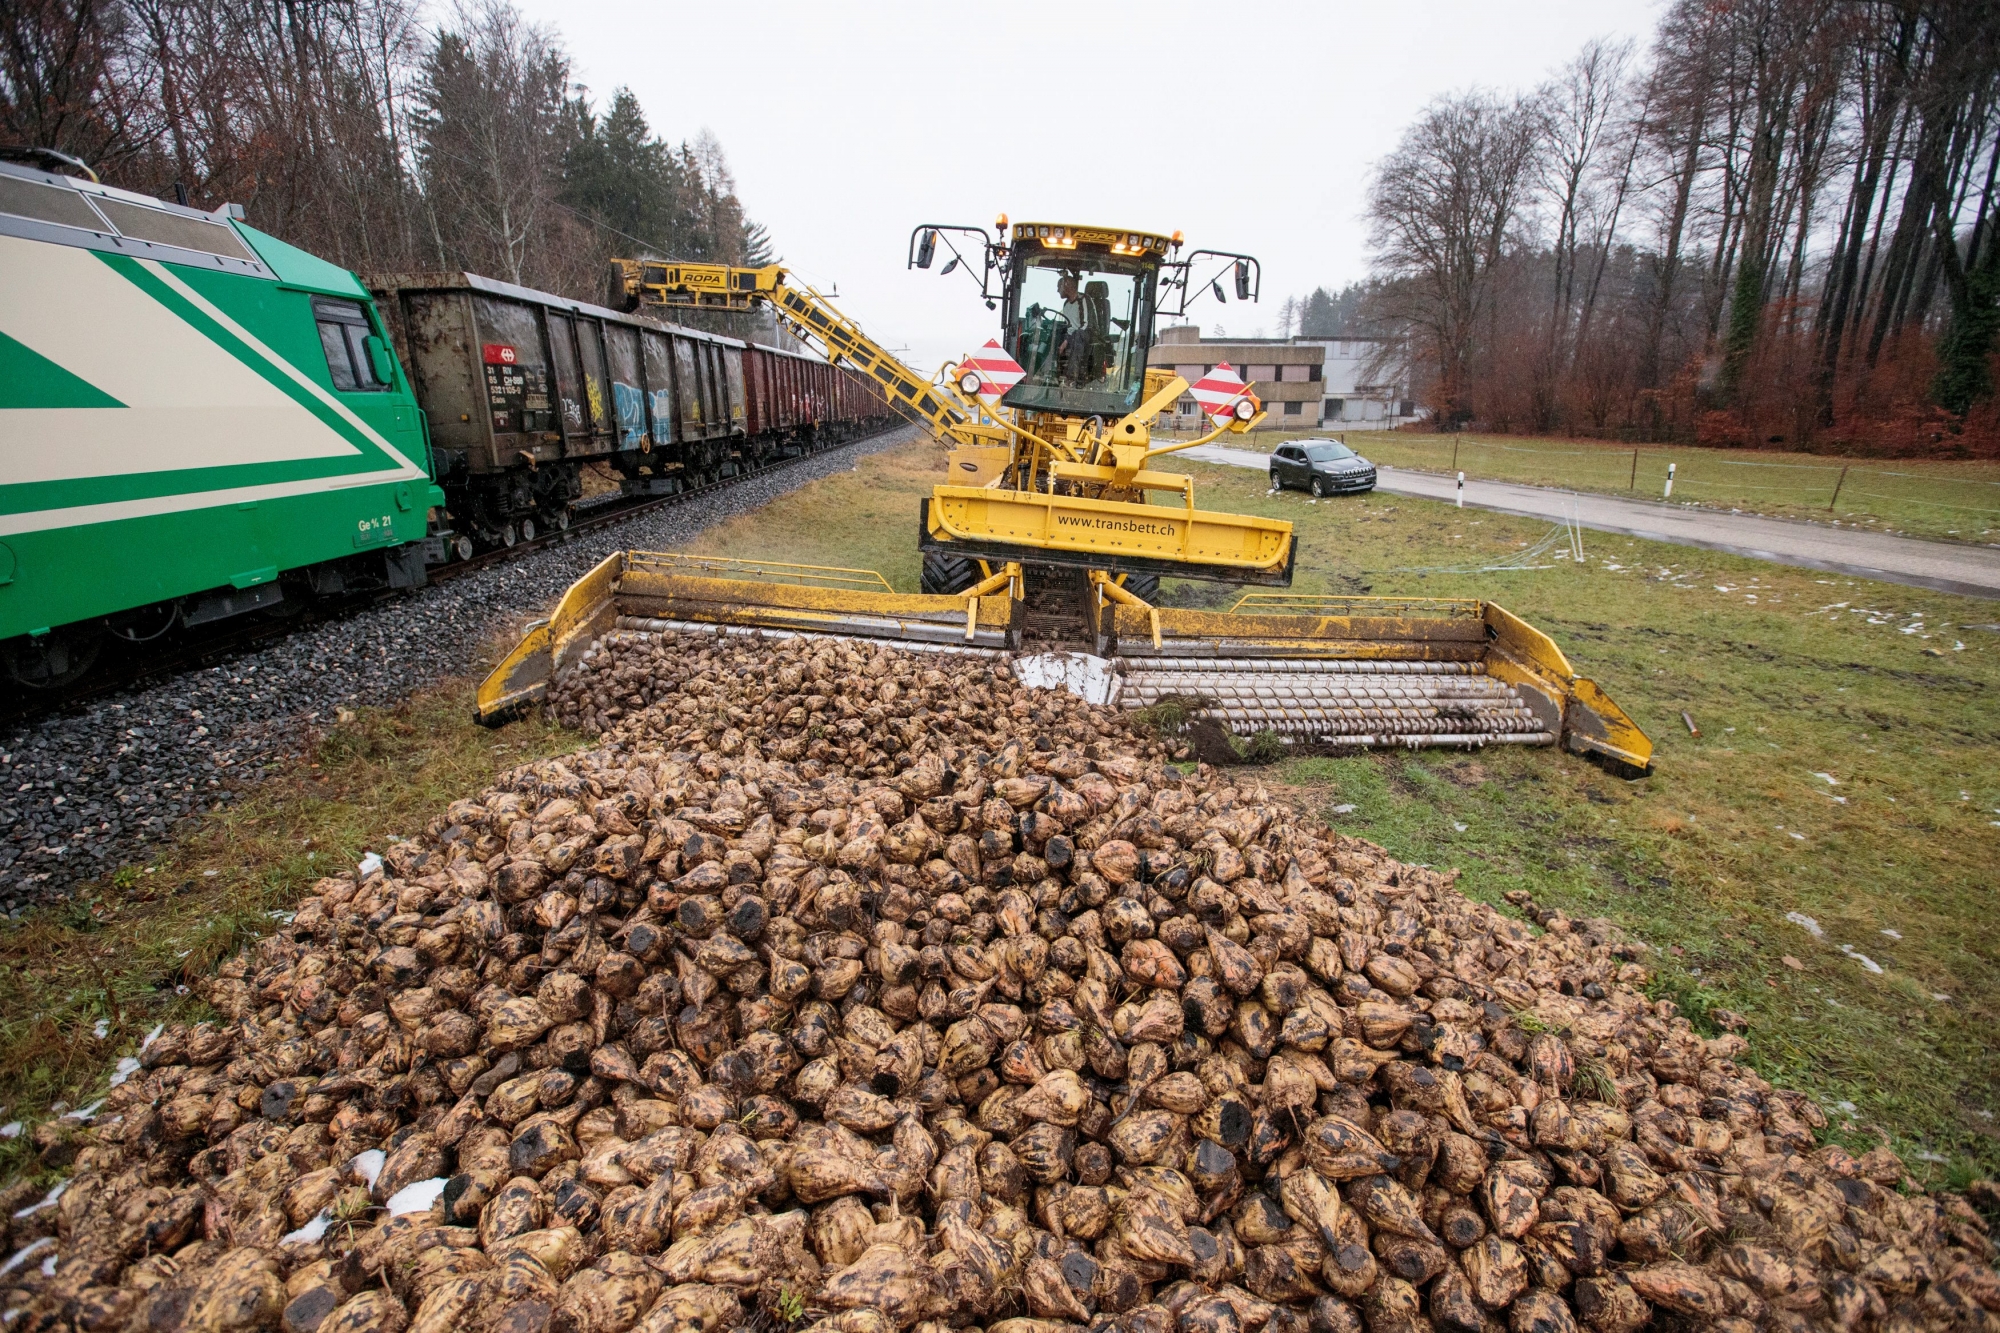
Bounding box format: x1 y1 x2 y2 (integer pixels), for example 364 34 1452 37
518 0 1664 371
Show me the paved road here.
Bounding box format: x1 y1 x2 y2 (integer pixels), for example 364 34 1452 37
1183 444 2000 600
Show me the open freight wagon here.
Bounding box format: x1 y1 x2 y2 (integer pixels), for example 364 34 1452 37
370 273 892 550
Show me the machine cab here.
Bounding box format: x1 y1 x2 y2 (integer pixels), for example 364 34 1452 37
999 223 1169 419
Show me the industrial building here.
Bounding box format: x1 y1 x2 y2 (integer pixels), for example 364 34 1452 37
1150 325 1422 429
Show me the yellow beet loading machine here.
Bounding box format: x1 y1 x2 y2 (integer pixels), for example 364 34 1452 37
477 220 1651 773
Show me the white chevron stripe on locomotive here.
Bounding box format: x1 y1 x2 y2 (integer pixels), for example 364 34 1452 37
0 236 425 537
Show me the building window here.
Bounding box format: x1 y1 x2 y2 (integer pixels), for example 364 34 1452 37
1307 364 1322 381
1324 398 1344 420
1280 364 1310 382
1283 401 1303 415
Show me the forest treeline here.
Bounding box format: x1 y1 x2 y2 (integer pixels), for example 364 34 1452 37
1305 0 2000 455
0 0 770 309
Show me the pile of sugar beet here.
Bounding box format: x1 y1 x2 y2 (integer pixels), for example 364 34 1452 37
6 627 1996 1333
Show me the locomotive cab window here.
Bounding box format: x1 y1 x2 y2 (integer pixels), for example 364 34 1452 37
314 298 391 393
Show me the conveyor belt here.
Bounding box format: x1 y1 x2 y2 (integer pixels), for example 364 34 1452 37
1115 656 1555 748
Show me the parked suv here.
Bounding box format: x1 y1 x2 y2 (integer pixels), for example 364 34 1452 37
1269 438 1377 496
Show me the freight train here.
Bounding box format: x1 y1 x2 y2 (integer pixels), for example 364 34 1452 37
0 155 892 691
368 272 892 552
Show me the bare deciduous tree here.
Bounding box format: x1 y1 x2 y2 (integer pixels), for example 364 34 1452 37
1365 91 1542 426
1348 0 2000 453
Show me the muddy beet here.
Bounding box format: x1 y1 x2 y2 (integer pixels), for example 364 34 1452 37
4 629 1994 1333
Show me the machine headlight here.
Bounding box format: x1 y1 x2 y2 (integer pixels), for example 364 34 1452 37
958 372 983 396
1233 399 1256 421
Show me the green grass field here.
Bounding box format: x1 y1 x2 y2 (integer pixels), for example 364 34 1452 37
1211 427 2000 546
3 434 1994 1186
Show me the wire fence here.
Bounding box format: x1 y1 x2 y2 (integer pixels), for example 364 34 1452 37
1304 432 2000 542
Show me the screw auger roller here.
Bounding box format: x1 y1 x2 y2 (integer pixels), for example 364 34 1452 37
479 218 1652 774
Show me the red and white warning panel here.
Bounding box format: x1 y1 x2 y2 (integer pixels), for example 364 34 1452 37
953 340 1025 407
1190 362 1259 426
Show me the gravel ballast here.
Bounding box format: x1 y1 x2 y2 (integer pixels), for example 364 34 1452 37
0 428 920 910
5 628 1994 1333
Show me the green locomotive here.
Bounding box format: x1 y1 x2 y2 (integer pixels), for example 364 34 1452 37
0 156 441 688
0 155 891 693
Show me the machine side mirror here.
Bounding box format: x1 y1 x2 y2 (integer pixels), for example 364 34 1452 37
915 230 937 269
1234 261 1252 301
1211 279 1227 304
940 256 959 276
364 334 396 385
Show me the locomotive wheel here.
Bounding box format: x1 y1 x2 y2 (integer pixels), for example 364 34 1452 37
920 552 981 596
553 508 571 532
3 627 101 690
500 522 518 548
520 517 537 542
454 535 475 561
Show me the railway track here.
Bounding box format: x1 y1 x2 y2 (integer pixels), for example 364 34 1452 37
0 427 901 727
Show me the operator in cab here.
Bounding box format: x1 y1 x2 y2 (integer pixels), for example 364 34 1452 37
1056 273 1090 385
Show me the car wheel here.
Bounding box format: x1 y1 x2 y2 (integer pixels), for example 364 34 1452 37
1269 471 1281 491
1310 476 1326 498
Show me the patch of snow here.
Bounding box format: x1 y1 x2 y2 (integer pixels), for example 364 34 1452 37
108 1057 142 1088
280 1211 332 1246
1812 772 1838 786
1785 912 1824 938
0 1239 52 1279
1838 944 1884 975
349 1149 386 1190
385 1177 447 1217
1880 929 1902 940
357 851 383 878
13 1181 66 1219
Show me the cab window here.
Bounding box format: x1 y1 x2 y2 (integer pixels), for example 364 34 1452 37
314 297 389 392
1005 253 1154 417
